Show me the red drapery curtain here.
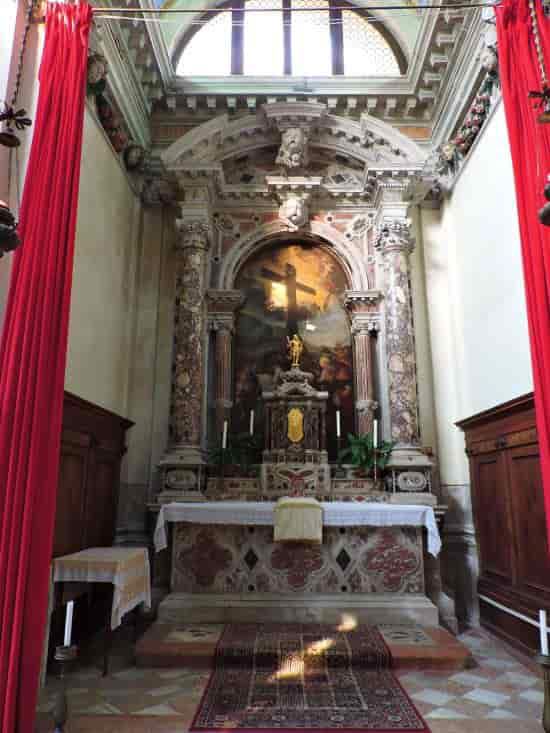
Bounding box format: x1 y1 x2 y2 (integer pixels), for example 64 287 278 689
495 0 550 548
0 3 92 730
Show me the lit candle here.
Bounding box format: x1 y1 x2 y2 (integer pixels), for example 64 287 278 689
249 409 254 436
222 420 228 450
540 610 549 655
336 410 341 438
64 600 74 647
373 419 378 449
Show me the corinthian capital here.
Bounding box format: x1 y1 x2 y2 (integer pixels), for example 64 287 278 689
175 220 210 252
375 219 415 255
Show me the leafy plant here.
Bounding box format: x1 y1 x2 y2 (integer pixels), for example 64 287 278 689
208 432 263 474
338 432 394 476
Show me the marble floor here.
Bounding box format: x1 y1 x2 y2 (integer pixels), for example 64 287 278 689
36 625 546 733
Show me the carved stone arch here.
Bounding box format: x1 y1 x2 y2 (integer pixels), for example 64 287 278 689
162 106 426 170
218 220 369 291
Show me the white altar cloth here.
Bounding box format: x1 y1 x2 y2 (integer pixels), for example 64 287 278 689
154 501 441 557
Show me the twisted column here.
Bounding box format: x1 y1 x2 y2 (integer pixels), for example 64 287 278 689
376 220 420 447
344 291 381 435
169 220 210 453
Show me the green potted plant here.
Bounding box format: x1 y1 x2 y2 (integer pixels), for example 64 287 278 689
208 432 263 477
230 432 263 476
208 441 241 477
338 432 394 480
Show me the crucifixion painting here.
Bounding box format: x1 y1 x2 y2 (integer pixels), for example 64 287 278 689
233 243 353 457
260 262 316 337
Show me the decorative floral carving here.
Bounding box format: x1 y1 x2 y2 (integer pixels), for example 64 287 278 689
176 529 232 587
124 143 146 171
271 543 324 589
276 127 309 169
363 529 420 593
278 194 309 231
87 53 108 96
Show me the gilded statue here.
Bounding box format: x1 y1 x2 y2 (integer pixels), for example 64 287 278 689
287 333 303 368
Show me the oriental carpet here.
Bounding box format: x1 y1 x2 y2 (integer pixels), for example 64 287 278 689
191 623 430 732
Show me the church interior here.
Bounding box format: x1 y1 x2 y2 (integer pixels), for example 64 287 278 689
2 0 550 731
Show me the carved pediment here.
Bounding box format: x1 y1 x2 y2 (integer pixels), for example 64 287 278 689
162 103 426 175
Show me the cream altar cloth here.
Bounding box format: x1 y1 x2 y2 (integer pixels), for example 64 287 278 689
53 547 152 629
154 501 441 556
274 497 323 543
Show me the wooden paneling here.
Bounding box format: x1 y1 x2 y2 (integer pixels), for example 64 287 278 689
53 392 133 558
457 393 550 654
49 392 133 655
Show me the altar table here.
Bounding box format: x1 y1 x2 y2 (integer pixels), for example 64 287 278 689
154 501 441 556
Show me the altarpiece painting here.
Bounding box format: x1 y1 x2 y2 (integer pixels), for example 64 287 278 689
232 242 353 458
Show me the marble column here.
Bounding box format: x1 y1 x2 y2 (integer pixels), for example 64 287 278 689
376 221 420 447
159 220 210 501
344 291 382 435
207 290 245 434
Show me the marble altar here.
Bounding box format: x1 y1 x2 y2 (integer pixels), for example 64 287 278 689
149 106 457 630
154 501 442 627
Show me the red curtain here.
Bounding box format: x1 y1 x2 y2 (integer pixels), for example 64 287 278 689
495 0 550 548
0 3 92 730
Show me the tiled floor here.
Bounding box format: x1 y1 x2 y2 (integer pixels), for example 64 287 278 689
37 626 546 732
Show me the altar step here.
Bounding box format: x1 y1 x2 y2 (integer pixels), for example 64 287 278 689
135 622 472 672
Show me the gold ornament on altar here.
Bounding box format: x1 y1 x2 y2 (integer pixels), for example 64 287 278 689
287 407 304 443
287 333 303 368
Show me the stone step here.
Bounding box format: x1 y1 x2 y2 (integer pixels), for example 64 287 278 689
135 622 472 672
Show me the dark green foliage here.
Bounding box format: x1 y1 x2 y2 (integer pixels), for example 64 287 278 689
338 432 394 475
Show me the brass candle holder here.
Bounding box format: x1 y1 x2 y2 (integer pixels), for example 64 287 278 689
53 644 78 733
536 654 550 733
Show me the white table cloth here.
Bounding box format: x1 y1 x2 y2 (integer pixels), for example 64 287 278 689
154 501 441 556
53 547 151 629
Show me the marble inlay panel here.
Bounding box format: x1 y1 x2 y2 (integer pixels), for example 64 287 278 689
171 524 424 594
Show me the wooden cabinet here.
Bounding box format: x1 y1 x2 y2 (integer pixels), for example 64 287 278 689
52 392 133 558
49 392 133 653
457 393 550 654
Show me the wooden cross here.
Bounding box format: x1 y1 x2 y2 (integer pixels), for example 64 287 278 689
261 262 316 337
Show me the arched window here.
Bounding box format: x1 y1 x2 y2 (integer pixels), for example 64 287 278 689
176 0 404 77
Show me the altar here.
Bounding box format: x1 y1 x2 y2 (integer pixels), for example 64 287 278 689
154 501 442 627
147 113 459 631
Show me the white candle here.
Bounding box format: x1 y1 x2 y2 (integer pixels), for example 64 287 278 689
373 419 378 449
64 600 74 647
540 610 549 655
249 410 254 436
336 410 341 438
222 420 228 450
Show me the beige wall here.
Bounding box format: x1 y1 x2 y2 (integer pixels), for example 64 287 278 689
64 105 141 418
418 101 533 623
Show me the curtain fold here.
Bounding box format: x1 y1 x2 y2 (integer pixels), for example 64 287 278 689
0 3 92 730
495 0 550 548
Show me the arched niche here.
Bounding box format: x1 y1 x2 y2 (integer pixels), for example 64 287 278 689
217 221 371 292
230 236 354 459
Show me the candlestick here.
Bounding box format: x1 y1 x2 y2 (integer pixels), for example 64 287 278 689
541 610 549 656
222 420 228 450
336 410 341 438
373 419 378 449
249 409 254 436
63 600 74 647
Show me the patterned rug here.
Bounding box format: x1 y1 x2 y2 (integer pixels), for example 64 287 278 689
191 623 430 732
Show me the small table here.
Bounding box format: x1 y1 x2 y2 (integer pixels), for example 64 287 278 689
53 547 151 674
